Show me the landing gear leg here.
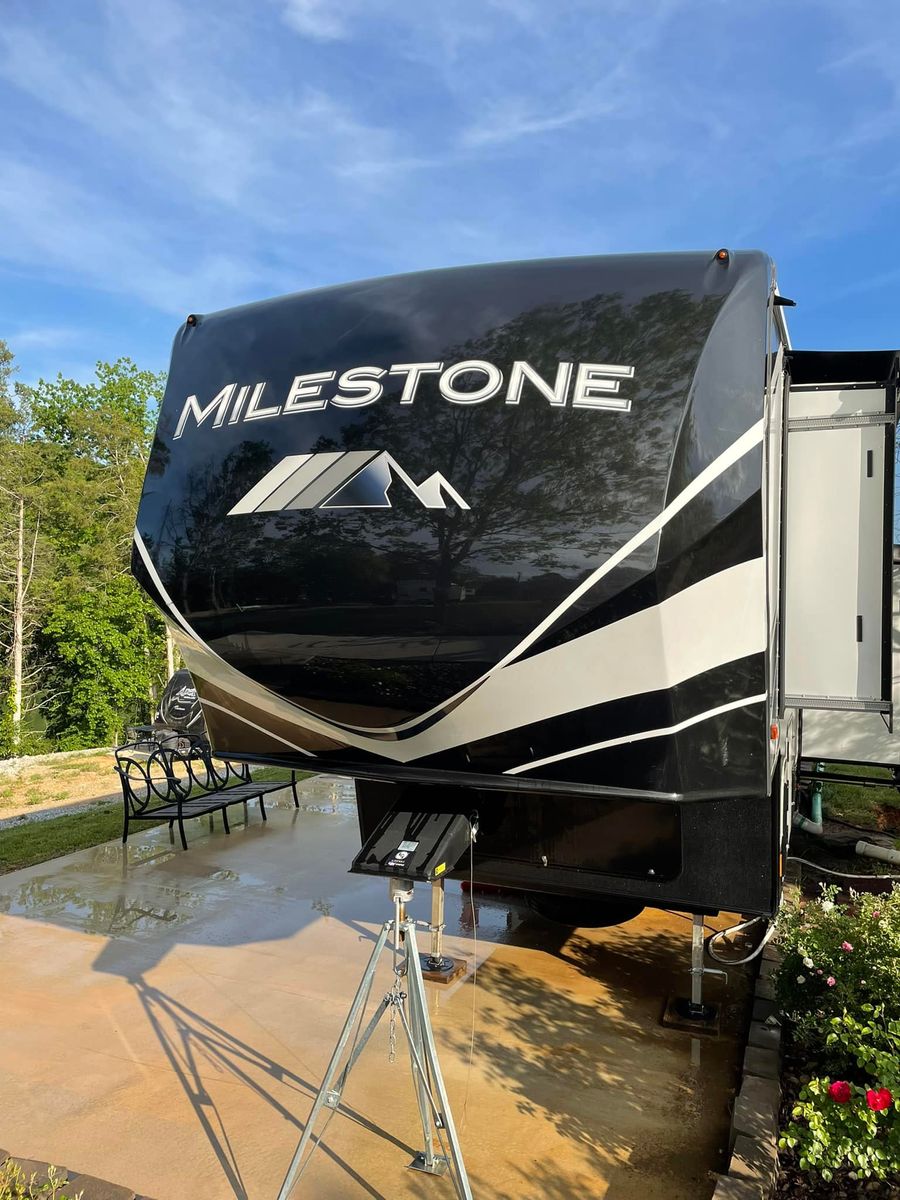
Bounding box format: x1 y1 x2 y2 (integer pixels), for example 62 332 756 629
662 914 726 1034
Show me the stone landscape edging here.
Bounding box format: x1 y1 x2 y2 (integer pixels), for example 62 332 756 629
0 1149 156 1200
712 942 783 1199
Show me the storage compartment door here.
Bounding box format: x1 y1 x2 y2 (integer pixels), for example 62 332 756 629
784 416 893 711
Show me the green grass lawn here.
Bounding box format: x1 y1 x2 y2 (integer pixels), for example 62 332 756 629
0 802 138 873
817 761 900 828
0 766 313 875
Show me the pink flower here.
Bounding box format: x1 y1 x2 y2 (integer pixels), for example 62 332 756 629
829 1080 852 1104
826 976 836 987
817 969 823 975
873 911 881 919
841 941 853 952
866 1088 892 1112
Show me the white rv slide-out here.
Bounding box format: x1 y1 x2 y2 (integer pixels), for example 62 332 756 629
801 556 900 769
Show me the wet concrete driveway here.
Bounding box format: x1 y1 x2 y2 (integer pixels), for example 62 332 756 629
0 777 752 1199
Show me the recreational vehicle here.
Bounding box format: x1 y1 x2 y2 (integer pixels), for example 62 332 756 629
132 251 898 923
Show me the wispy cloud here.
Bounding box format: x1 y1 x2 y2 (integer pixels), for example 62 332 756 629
0 156 288 315
280 0 352 40
461 99 605 149
6 326 82 351
0 19 414 216
1 0 899 369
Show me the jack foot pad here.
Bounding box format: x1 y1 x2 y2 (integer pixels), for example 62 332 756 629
408 1152 450 1176
420 953 467 984
661 995 720 1035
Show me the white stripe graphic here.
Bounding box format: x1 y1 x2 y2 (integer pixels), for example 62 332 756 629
134 531 203 644
227 454 313 516
199 697 316 756
505 693 768 775
133 416 765 754
399 557 766 760
166 558 766 764
331 416 765 734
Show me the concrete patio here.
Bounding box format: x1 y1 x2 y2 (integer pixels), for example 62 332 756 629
0 777 752 1200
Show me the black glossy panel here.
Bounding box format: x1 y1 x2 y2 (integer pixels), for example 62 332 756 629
138 255 767 710
415 652 767 790
533 701 765 792
136 251 772 798
789 349 898 386
355 778 777 914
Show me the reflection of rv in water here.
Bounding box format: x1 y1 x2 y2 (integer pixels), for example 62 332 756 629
395 579 469 605
132 250 899 925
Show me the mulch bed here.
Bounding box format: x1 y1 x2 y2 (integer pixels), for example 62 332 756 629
773 1028 897 1198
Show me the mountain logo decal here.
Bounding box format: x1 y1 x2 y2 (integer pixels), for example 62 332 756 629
227 451 470 515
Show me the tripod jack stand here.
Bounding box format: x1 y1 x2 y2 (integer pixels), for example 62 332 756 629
276 878 473 1200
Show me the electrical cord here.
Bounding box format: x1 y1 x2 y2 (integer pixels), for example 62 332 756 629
706 853 900 969
786 855 900 882
706 914 776 965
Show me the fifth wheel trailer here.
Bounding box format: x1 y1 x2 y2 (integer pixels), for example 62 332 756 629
131 250 899 922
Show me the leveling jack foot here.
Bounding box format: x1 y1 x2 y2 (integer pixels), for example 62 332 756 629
676 998 718 1023
660 913 724 1036
661 994 721 1035
408 1152 450 1176
420 952 467 984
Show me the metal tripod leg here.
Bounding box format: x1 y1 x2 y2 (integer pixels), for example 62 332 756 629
275 899 473 1200
405 939 440 1174
403 921 474 1200
276 921 393 1200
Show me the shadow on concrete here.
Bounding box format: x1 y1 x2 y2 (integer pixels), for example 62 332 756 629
445 897 750 1200
0 798 751 1200
129 973 416 1200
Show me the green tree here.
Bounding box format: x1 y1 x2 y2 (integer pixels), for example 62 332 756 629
0 341 45 755
40 574 166 748
14 359 168 749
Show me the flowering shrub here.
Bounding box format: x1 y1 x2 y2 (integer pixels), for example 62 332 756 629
774 885 900 1045
775 884 900 1182
780 1007 900 1180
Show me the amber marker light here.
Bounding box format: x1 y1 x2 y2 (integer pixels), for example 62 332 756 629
715 248 730 265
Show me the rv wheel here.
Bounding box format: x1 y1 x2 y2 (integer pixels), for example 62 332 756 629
524 892 644 928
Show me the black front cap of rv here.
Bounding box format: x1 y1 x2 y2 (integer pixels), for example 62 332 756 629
134 251 771 803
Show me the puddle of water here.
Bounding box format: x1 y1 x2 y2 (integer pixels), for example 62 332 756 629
454 887 527 944
270 774 357 813
0 876 193 934
0 777 535 949
87 841 177 869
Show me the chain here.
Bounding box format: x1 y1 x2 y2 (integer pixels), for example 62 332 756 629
388 983 398 1063
387 977 408 1064
388 946 405 1063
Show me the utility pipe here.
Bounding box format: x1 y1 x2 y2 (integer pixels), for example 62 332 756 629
855 840 900 866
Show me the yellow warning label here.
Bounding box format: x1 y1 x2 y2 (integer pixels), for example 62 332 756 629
434 863 446 876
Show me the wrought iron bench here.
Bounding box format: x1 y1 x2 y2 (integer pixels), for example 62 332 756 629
115 738 300 850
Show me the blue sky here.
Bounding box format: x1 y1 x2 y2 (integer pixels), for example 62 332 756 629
1 0 898 386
